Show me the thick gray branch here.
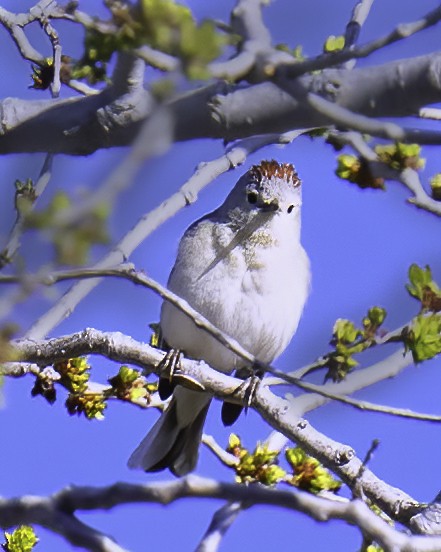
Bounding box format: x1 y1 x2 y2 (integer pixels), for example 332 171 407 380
0 494 126 552
2 53 441 154
1 476 441 551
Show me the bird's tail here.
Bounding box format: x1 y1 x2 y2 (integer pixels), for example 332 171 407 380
127 387 211 477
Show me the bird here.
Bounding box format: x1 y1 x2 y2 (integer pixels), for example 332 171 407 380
128 159 311 476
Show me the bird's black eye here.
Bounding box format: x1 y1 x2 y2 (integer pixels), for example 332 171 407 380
247 191 258 204
287 205 294 213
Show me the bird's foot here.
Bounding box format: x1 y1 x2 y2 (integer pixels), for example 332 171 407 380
221 366 264 426
157 349 205 400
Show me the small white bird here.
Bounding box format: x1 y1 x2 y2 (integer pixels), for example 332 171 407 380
128 160 311 476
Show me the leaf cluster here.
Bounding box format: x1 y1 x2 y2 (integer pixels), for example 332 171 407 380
285 447 341 494
335 142 425 190
326 307 387 382
14 179 36 217
404 265 441 363
375 143 425 172
54 357 107 420
226 433 285 486
32 360 155 419
406 264 441 312
108 365 157 404
32 357 106 419
226 436 341 494
323 35 345 53
429 173 441 200
2 526 38 552
335 154 385 190
72 0 226 83
141 0 226 80
321 265 441 376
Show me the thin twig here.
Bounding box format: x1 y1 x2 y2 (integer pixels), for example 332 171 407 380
419 108 441 121
343 0 375 69
196 502 243 552
1 153 54 268
344 0 375 50
282 4 441 77
399 169 441 217
290 348 414 416
0 2 65 64
202 435 238 467
329 130 441 217
66 79 101 96
307 93 441 145
135 45 180 72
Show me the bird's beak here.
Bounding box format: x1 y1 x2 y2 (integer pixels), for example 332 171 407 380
256 199 279 212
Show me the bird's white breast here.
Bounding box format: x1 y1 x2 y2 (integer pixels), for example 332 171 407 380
160 213 310 373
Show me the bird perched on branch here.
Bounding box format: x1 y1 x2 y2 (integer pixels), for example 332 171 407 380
128 160 311 476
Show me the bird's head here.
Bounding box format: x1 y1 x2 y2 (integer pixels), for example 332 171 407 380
226 160 302 217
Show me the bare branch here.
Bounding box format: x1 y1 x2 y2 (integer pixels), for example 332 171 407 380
398 169 441 216
202 435 238 468
1 477 440 548
3 51 441 153
419 108 441 121
66 79 101 96
209 0 292 81
40 16 62 98
282 5 441 77
0 492 128 552
0 1 66 65
135 45 180 72
196 502 243 552
1 153 53 268
292 349 414 416
306 92 441 145
0 7 44 64
0 362 39 377
343 0 375 52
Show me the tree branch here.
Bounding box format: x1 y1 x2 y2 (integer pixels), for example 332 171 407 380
5 265 439 423
196 501 243 552
332 130 441 217
7 327 439 527
306 92 441 144
282 4 441 77
0 1 66 65
398 169 441 216
2 477 440 549
0 492 128 552
2 52 441 153
1 153 53 268
343 0 375 52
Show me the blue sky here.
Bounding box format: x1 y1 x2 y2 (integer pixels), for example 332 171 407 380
0 1 440 550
